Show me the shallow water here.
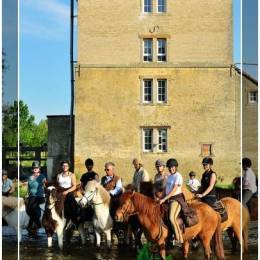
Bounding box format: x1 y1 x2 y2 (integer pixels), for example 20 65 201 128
2 222 258 260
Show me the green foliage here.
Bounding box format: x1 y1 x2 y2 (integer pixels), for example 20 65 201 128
2 100 47 147
136 243 173 260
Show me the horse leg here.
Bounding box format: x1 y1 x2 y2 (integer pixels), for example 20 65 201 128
95 229 101 248
183 240 190 259
226 228 237 252
56 225 64 250
105 229 112 249
232 224 242 252
199 234 211 260
78 222 86 245
242 225 249 253
158 241 166 260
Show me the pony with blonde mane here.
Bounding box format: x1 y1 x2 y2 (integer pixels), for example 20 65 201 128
79 180 113 248
182 185 249 253
115 191 225 260
2 196 44 242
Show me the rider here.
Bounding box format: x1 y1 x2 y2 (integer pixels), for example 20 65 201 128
187 171 201 193
80 158 99 223
160 158 186 245
2 169 14 196
56 160 78 226
153 159 168 199
27 161 46 234
101 162 123 197
196 157 217 207
132 158 150 192
242 157 257 209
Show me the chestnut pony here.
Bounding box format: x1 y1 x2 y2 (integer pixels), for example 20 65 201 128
115 191 225 260
182 185 249 253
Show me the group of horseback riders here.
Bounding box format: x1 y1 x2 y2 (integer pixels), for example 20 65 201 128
22 155 225 246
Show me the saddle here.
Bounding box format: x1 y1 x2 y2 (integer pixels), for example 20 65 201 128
211 200 228 222
160 201 199 232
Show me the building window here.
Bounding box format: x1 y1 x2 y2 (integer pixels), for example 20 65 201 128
157 79 167 103
143 39 153 62
157 39 167 62
144 0 152 13
248 91 257 103
142 127 169 152
200 143 213 157
143 79 153 103
157 0 166 12
143 129 153 151
158 129 167 152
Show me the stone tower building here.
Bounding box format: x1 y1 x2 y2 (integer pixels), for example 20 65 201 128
74 0 240 183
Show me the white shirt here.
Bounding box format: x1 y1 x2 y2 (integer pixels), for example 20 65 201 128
187 178 201 192
243 168 257 193
132 167 150 192
165 171 183 196
57 173 73 189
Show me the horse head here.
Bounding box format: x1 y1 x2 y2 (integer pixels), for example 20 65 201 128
46 186 59 209
79 180 98 208
115 190 135 222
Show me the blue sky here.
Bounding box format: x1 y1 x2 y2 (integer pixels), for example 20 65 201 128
3 0 257 123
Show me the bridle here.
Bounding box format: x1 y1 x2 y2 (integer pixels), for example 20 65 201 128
79 189 104 206
118 198 137 221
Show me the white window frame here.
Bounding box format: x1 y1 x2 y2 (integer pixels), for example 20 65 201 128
142 127 169 153
157 38 167 62
157 79 167 103
143 79 153 103
143 128 153 152
248 91 258 103
143 39 153 62
143 0 152 13
158 129 167 152
157 0 166 13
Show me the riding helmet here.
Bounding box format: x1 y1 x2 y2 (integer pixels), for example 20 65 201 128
32 161 40 168
202 157 213 165
166 158 178 168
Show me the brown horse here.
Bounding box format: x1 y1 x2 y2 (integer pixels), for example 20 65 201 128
115 191 225 260
182 185 249 253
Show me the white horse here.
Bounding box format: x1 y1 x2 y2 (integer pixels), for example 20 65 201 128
79 180 113 248
2 196 45 242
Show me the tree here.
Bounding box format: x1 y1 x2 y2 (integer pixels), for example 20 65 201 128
2 100 47 147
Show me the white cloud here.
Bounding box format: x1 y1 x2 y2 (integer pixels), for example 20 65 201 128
20 0 70 40
21 0 70 24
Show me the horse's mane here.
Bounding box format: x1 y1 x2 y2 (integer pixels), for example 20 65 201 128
132 192 162 223
97 183 111 205
2 196 24 209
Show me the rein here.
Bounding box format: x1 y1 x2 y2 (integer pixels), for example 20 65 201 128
3 207 16 219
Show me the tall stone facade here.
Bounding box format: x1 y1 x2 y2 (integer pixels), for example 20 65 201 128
75 0 241 183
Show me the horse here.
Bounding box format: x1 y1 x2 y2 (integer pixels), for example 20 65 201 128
79 180 113 248
182 185 249 253
2 196 45 242
42 185 87 249
115 191 225 260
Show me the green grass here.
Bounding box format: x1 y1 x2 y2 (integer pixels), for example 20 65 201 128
137 243 173 260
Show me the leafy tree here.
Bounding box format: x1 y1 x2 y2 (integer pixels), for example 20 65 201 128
2 100 47 147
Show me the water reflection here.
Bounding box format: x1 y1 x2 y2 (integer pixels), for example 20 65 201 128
2 222 258 260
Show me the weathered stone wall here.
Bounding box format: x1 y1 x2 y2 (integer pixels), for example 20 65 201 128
78 0 232 65
75 0 240 184
242 76 258 174
47 116 71 180
74 68 240 183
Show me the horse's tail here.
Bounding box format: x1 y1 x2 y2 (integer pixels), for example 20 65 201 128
213 214 225 260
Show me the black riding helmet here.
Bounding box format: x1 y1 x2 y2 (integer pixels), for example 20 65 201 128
202 157 213 165
166 158 178 168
